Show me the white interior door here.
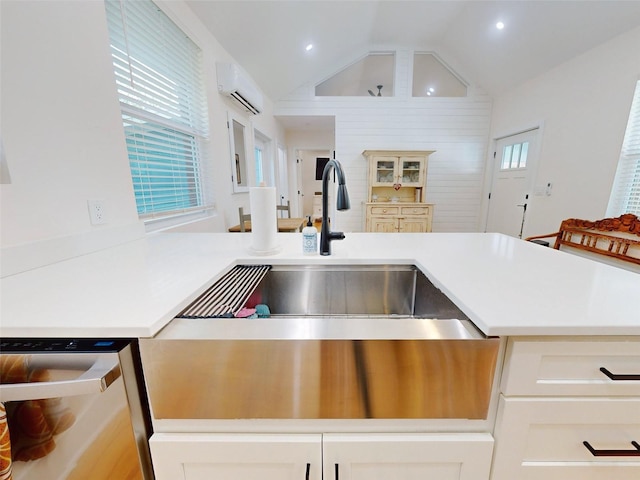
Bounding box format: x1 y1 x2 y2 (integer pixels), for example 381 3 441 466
276 144 288 206
486 128 539 237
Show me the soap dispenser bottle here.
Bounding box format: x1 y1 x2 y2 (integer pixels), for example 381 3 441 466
302 216 317 255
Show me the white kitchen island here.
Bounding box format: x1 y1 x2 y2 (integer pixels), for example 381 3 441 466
1 232 639 479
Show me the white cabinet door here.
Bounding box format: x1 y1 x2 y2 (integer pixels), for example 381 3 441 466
323 433 493 480
150 433 322 480
150 432 494 480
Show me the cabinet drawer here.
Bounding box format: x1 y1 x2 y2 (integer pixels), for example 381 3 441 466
369 205 399 215
501 338 640 396
400 205 430 216
492 397 640 480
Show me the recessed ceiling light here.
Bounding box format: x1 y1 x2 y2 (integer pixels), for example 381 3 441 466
305 44 313 51
429 87 435 93
496 21 505 30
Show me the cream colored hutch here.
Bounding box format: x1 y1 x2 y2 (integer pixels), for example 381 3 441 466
363 150 434 232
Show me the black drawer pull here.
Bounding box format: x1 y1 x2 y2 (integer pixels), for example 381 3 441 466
583 440 640 457
600 367 640 381
305 463 310 480
335 463 339 480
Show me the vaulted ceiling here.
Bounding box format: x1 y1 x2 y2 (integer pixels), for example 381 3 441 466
186 0 640 103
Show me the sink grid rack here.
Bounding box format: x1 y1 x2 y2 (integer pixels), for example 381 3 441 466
177 264 271 318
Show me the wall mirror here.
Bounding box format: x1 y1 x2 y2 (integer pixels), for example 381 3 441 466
228 112 249 193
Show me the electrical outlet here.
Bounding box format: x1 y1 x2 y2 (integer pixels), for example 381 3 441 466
88 200 107 225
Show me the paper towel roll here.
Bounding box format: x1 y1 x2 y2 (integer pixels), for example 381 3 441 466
248 185 280 255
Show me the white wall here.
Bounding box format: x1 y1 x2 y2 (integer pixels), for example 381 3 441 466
486 26 640 239
276 49 492 233
1 0 144 274
0 0 285 274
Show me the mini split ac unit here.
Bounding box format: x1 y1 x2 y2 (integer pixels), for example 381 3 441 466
216 62 264 115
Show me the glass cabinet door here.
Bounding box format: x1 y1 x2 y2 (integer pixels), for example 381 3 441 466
373 157 398 186
399 158 423 186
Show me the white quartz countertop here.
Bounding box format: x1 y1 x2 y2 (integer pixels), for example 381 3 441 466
1 232 638 338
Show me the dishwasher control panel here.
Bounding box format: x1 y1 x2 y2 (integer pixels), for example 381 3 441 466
0 338 130 353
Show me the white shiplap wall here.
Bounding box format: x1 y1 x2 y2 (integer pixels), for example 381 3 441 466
275 52 493 233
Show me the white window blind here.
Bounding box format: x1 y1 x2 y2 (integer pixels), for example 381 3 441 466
105 0 209 217
608 80 640 217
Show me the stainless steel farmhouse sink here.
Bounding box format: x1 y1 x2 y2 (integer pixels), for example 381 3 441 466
178 263 472 321
257 264 471 319
141 264 500 421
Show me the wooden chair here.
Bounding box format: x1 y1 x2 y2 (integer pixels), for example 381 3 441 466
276 200 291 218
525 213 640 268
238 207 251 232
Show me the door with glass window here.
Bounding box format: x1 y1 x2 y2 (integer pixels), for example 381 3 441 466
486 129 539 238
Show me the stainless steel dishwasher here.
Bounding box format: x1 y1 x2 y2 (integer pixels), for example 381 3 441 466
0 338 153 480
140 264 501 422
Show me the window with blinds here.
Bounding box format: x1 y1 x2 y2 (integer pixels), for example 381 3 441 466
105 0 209 217
608 80 640 217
